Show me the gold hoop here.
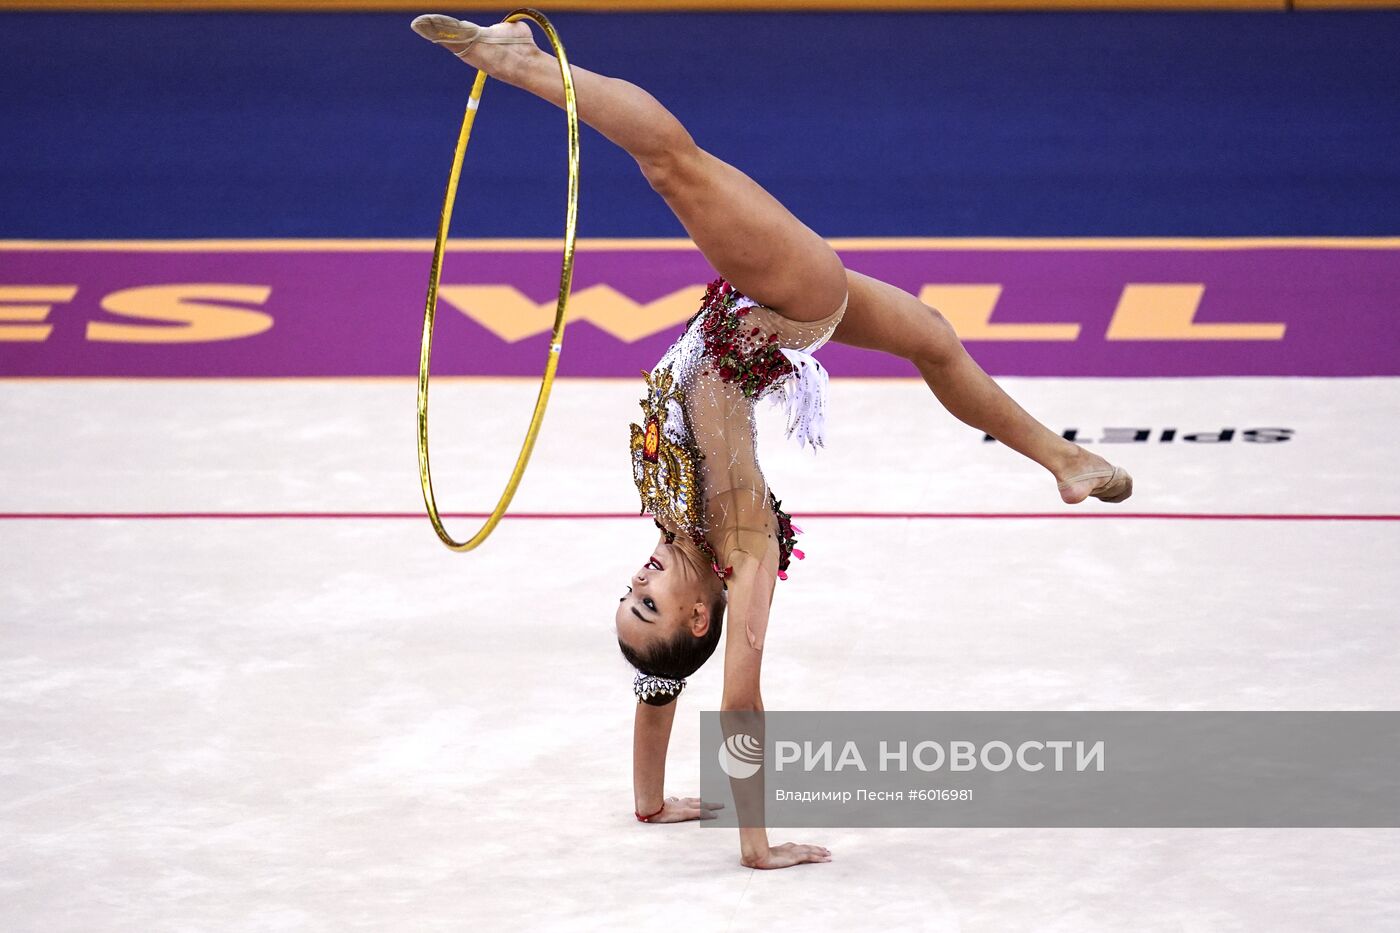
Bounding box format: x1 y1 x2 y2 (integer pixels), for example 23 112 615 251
416 9 580 552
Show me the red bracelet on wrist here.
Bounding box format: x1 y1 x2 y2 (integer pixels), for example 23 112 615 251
635 802 666 822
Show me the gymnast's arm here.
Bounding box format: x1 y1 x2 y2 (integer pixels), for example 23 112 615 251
720 554 830 869
632 698 675 817
720 553 772 861
632 691 723 824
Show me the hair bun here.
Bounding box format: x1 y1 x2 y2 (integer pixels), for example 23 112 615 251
633 670 685 705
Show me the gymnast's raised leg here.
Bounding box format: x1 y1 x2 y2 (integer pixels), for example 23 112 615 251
412 16 1130 503
833 271 1129 502
413 16 846 324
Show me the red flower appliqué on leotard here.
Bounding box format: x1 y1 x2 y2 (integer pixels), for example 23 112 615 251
771 494 804 581
697 279 795 399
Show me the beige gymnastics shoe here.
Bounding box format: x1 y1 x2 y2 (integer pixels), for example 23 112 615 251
410 14 534 59
1058 465 1134 504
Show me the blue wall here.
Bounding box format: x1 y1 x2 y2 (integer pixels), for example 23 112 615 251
2 11 1397 238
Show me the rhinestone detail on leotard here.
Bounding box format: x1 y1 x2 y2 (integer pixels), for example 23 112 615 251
627 278 839 580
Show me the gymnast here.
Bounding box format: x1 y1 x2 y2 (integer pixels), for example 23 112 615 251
413 14 1133 870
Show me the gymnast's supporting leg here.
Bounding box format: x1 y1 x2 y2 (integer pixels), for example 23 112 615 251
413 17 848 323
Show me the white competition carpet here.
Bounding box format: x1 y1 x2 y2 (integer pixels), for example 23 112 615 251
3 377 1399 931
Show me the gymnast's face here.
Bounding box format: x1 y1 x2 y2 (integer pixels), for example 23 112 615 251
614 542 713 654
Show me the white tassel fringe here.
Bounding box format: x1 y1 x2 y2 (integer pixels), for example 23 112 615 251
768 347 830 451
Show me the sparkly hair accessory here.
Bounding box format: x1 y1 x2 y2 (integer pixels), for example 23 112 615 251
633 670 685 701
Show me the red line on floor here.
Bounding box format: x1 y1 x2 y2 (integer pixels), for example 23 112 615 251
1 512 1397 522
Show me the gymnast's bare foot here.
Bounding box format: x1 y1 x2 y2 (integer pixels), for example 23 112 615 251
410 15 540 80
1055 447 1134 504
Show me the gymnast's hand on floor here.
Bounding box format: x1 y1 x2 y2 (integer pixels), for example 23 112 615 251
648 796 726 823
741 842 833 869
